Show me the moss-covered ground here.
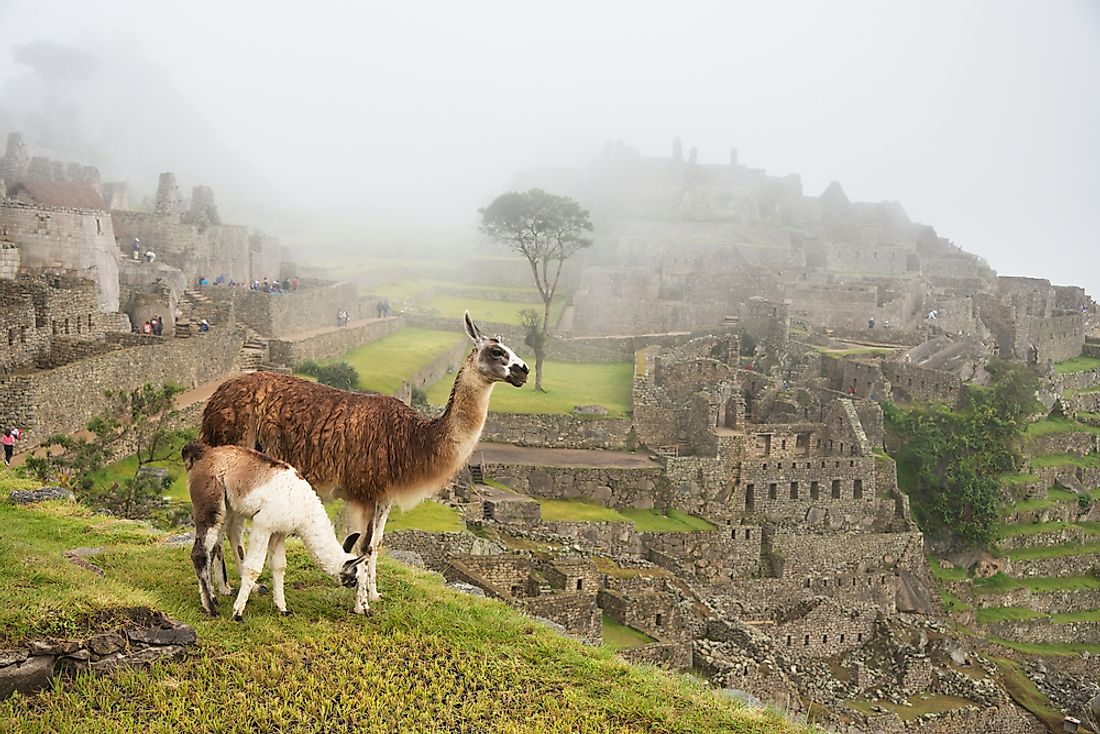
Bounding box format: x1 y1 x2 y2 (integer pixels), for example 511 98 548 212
1054 355 1100 374
428 361 634 417
536 498 713 532
0 469 810 734
329 327 464 395
601 614 656 652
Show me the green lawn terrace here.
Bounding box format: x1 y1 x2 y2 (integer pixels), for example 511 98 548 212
427 360 634 418
537 498 716 533
1054 355 1100 375
1 472 807 734
318 326 464 395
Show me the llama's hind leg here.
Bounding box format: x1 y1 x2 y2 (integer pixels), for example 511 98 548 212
267 533 289 615
191 526 221 616
219 512 245 594
231 528 272 622
366 502 391 603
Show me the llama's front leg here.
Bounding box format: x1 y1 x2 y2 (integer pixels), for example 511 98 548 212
267 533 289 615
231 528 271 622
366 502 391 602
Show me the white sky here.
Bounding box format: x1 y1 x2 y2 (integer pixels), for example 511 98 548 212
0 0 1097 294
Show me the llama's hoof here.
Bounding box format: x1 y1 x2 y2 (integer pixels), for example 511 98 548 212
205 607 219 618
353 606 373 617
368 592 383 603
279 609 293 617
256 584 269 595
232 613 244 623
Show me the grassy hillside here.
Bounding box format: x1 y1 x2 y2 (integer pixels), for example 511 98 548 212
0 470 809 734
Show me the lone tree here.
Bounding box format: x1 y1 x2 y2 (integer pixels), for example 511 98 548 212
479 189 592 391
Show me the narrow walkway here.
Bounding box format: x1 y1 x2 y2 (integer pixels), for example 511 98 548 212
276 316 400 343
473 442 658 469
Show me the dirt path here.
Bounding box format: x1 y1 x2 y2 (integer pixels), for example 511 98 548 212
472 442 658 468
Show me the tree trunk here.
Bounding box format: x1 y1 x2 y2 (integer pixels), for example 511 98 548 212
537 298 552 392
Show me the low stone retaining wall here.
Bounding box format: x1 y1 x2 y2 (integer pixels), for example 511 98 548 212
539 520 642 556
0 610 195 698
975 588 1100 614
1025 431 1099 457
384 529 501 573
484 463 667 511
480 413 634 451
1010 553 1100 578
982 619 1100 645
616 641 692 670
268 317 404 366
407 341 468 394
1057 366 1100 393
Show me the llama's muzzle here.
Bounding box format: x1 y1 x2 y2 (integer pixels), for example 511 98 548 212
506 362 529 387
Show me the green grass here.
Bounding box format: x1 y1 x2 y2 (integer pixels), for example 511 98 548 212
601 614 656 652
1054 355 1100 374
428 361 634 418
1004 539 1100 561
90 435 191 504
990 637 1100 656
991 657 1091 733
1051 609 1100 623
1030 453 1100 469
1025 417 1100 437
418 295 566 327
939 590 971 612
975 606 1045 623
0 472 810 734
1003 486 1079 514
386 500 465 532
845 694 975 721
329 327 464 395
928 556 969 582
537 499 713 533
973 572 1100 595
999 472 1040 486
620 509 716 532
812 345 898 358
995 521 1070 538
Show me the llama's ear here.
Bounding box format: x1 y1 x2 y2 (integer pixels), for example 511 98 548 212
464 311 483 343
342 533 361 553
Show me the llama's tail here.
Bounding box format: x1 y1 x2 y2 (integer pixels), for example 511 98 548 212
181 442 208 469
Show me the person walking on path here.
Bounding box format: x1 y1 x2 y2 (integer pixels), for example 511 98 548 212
3 429 15 466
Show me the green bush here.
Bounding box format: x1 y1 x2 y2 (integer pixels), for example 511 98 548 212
298 360 360 391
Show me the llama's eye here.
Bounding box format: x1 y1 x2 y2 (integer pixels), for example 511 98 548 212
490 348 504 359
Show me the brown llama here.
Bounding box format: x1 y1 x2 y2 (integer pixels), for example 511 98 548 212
200 312 527 613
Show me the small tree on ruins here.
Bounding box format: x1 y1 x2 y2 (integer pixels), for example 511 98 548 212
25 383 186 520
479 189 593 391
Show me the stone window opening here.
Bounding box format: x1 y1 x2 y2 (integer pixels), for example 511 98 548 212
575 579 583 591
777 462 782 470
95 218 102 235
820 460 826 468
810 481 820 500
51 320 57 336
786 635 792 646
804 578 811 588
20 326 27 343
796 432 810 455
831 479 841 499
7 327 14 346
745 484 754 512
655 613 663 627
857 633 863 642
822 635 828 644
36 214 48 234
744 528 751 540
804 635 810 646
768 483 777 500
780 438 786 451
840 634 845 643
853 479 863 499
64 318 69 335
789 481 798 499
835 461 840 468
87 314 92 330
839 442 844 454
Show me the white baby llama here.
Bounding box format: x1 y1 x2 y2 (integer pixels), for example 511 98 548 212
183 442 370 620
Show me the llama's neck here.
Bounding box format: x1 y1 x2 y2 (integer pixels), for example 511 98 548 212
296 498 353 578
436 354 495 457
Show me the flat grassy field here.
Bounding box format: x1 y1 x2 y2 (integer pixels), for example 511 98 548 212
845 694 973 721
428 361 633 417
1004 540 1100 561
386 499 464 532
1025 417 1100 437
0 471 810 734
1030 453 1100 469
1054 355 1100 374
536 499 713 533
927 556 968 582
418 295 566 327
329 327 464 395
601 614 655 652
90 435 191 504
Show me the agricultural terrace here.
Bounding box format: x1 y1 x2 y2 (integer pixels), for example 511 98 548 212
0 471 805 734
427 360 634 417
323 327 463 395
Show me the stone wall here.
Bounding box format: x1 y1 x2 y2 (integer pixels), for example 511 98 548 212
0 325 242 448
642 529 761 582
772 600 878 659
615 641 692 669
520 593 602 644
539 521 642 556
268 317 404 366
480 413 634 450
1009 552 1100 578
974 588 1100 615
1 201 120 311
981 618 1100 645
882 361 964 405
484 463 667 511
726 575 897 616
201 282 360 337
1024 431 1098 457
384 530 500 573
768 530 925 578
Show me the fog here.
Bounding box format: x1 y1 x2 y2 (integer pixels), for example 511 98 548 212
0 0 1097 293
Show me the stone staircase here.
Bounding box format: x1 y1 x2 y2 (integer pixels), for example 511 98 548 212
175 289 218 338
238 332 269 372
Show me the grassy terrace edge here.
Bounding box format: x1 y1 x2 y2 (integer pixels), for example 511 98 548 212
0 470 811 733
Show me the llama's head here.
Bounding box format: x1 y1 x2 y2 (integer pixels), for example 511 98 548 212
338 534 371 589
464 311 528 387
